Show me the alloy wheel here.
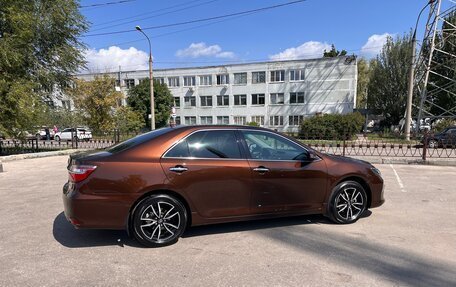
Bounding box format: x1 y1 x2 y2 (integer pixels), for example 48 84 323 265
335 187 365 221
139 201 181 242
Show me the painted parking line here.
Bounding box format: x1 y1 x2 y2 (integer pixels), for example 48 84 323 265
389 164 406 193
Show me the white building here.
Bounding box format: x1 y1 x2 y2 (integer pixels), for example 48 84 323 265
69 56 357 132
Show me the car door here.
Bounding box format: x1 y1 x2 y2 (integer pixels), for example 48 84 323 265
61 128 72 140
160 130 253 218
445 128 456 147
239 130 328 214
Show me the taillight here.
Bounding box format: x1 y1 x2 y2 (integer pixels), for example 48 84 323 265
68 165 97 182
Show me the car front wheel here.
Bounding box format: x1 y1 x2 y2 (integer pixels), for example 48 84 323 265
55 135 60 141
132 194 187 247
328 181 367 224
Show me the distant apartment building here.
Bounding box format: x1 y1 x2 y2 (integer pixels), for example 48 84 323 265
58 56 357 132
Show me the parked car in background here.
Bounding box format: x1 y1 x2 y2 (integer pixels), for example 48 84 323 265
35 126 55 140
424 126 456 148
63 125 384 247
55 127 92 141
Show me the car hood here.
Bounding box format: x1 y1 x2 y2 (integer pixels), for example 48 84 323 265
323 153 373 166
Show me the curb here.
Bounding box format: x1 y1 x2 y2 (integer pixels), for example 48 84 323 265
0 149 89 163
352 156 456 166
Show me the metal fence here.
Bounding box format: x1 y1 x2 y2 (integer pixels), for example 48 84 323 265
1 129 455 159
298 132 456 159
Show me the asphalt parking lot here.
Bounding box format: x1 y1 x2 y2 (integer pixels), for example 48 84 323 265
0 156 455 286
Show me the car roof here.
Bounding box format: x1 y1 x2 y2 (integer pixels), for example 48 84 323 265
170 125 275 132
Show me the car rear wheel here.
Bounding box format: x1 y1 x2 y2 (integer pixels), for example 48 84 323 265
328 181 367 224
132 194 187 247
55 135 60 141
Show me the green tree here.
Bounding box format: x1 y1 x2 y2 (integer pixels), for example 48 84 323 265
367 33 412 127
127 79 173 129
69 76 123 132
356 58 377 108
323 44 347 57
0 0 88 138
113 106 145 133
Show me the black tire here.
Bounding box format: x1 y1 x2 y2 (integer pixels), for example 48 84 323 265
328 181 367 224
55 135 60 142
132 194 187 247
428 140 437 149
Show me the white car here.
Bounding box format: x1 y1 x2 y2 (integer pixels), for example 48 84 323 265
54 128 92 141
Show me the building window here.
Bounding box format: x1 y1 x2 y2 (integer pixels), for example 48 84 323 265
168 77 180 87
290 92 305 104
217 95 229 106
216 74 229 85
233 73 247 85
154 77 165 85
217 116 230 125
270 70 285 82
252 71 266 84
200 96 213 107
234 94 247 106
61 100 71 110
233 116 247 125
184 96 196 107
289 69 305 81
251 116 264 126
173 97 180 107
175 116 181 125
183 76 196 87
184 116 196 125
270 93 284 104
124 79 135 88
200 116 213 125
269 116 284 126
251 94 265 105
199 75 212 86
289 115 305 126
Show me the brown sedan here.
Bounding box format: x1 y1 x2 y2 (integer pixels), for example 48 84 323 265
63 125 384 247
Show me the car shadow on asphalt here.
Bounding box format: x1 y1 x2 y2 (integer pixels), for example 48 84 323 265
53 211 362 248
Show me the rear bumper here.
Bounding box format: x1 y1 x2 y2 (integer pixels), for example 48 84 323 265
62 182 135 229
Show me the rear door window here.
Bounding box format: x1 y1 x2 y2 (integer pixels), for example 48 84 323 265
165 130 242 159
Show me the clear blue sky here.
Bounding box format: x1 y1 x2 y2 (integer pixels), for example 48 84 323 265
78 0 453 71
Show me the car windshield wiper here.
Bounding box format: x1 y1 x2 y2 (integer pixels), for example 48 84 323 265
205 147 228 158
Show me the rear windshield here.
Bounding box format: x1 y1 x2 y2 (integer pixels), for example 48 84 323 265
106 128 173 154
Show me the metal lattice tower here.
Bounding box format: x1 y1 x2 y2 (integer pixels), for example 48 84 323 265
415 0 456 129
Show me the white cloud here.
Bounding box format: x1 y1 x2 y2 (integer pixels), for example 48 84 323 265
83 46 148 72
361 33 393 57
176 42 235 58
269 41 331 61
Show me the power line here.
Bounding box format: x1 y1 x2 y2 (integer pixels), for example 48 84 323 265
80 0 136 9
82 0 308 37
91 0 215 28
90 0 221 32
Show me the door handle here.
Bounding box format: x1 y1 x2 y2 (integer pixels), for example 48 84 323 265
169 166 188 173
253 166 270 173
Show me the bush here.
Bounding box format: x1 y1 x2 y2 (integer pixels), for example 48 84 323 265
299 113 364 140
246 121 260 127
433 118 456 133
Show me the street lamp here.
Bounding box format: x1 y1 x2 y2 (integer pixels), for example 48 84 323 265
405 0 434 140
135 25 155 130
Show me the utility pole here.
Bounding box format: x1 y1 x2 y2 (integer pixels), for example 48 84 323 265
135 26 155 130
405 1 433 140
405 31 417 140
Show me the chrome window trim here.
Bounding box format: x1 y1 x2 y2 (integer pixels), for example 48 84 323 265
161 128 321 162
